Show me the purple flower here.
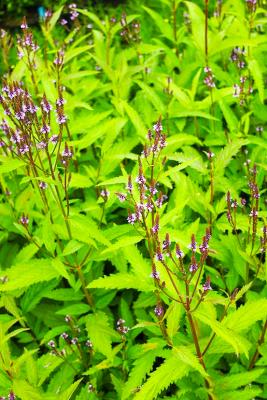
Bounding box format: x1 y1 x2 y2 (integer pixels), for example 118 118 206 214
8 393 16 400
152 223 159 234
126 176 133 193
135 174 146 185
62 147 72 158
127 213 136 224
154 305 164 317
49 135 58 144
150 270 160 279
145 201 154 212
203 277 212 291
189 262 198 272
71 337 78 345
249 209 258 218
37 141 47 150
175 244 184 259
48 340 55 348
256 126 263 132
149 184 157 195
85 340 93 348
56 97 66 106
57 114 67 125
100 189 110 200
18 144 30 154
39 181 48 190
116 318 129 334
61 332 69 340
65 315 71 322
15 111 25 120
162 234 170 250
41 97 52 113
116 192 127 202
188 235 197 252
40 124 50 134
153 121 162 132
155 251 164 262
60 18 68 26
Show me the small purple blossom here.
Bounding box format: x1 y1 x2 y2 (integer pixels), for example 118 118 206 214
61 332 69 340
100 188 110 200
188 235 197 252
154 305 164 317
189 262 198 273
40 124 50 134
39 181 48 190
37 141 47 150
116 192 127 202
85 340 93 348
127 213 136 224
71 337 78 345
150 270 160 279
135 174 146 185
49 135 58 144
175 244 184 259
60 18 68 26
48 340 56 348
203 277 212 291
249 209 258 218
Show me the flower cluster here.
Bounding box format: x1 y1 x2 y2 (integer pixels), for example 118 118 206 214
116 318 129 335
226 161 264 253
203 66 215 88
230 47 246 69
17 17 39 61
124 120 167 226
230 47 253 106
0 81 69 163
246 0 257 13
120 13 141 44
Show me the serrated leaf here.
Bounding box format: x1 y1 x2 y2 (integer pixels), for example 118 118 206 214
86 312 119 358
195 311 248 356
0 259 59 292
134 352 189 400
88 273 153 291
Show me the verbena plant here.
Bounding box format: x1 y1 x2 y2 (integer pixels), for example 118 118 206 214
0 0 267 399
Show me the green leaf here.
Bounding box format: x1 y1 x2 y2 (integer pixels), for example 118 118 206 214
224 299 267 332
134 352 189 400
248 59 265 103
195 311 249 356
0 157 24 174
0 259 60 292
214 369 264 392
142 6 174 41
122 347 159 400
13 379 44 400
166 301 183 340
173 346 209 378
86 312 119 358
58 379 83 400
88 272 154 292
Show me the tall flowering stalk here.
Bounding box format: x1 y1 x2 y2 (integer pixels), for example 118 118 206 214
0 73 93 308
122 119 213 391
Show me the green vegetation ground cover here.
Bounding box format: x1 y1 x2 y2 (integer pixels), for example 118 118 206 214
0 0 267 399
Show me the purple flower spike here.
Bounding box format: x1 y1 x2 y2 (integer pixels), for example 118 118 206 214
203 277 212 291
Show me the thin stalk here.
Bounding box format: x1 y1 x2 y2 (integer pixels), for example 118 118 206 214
249 319 267 369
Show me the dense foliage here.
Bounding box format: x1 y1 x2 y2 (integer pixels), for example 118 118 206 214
0 0 267 399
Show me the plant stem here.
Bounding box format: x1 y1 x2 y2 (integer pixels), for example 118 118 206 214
249 319 267 369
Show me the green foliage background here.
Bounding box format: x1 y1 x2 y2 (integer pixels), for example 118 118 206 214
0 0 267 399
